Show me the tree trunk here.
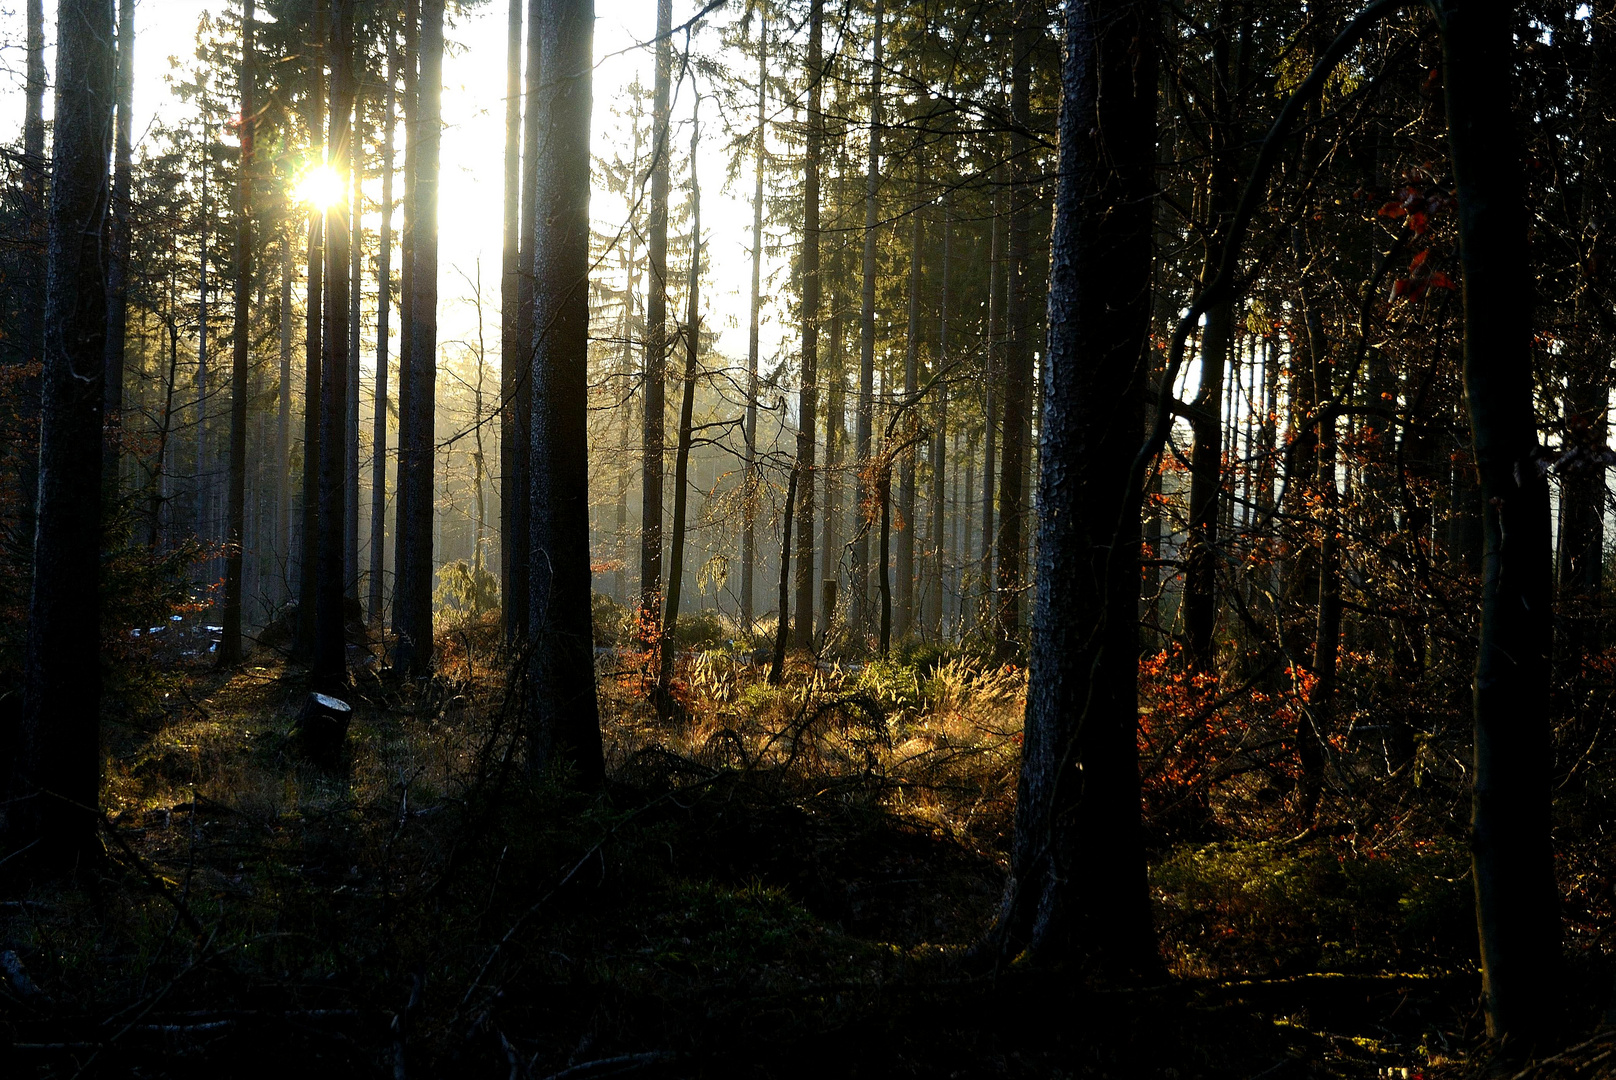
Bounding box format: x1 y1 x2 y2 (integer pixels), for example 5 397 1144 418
640 0 673 642
854 0 884 635
994 9 1035 660
392 0 419 656
499 0 524 639
528 0 604 787
104 0 135 492
795 0 823 651
659 99 703 713
926 197 951 638
505 0 542 643
1439 0 1561 1042
820 296 844 638
7 0 116 866
280 232 293 606
296 0 327 662
743 13 769 631
315 0 355 691
224 0 256 666
370 32 398 627
770 463 799 685
16 0 46 544
896 204 921 643
346 85 365 602
989 0 1157 974
395 0 442 675
979 190 1004 634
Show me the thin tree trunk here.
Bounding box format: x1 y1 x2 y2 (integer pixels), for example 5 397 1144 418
927 198 951 638
659 98 703 710
990 0 1158 973
640 0 673 641
743 13 768 631
395 0 442 674
980 191 1004 633
994 8 1035 660
104 0 134 491
346 85 365 602
770 463 800 685
1440 0 1561 1042
17 0 46 542
315 0 355 690
296 0 327 661
369 33 397 627
506 0 542 643
280 232 293 604
820 297 844 638
794 1 823 650
896 203 921 641
500 0 523 637
224 0 256 666
528 0 604 786
8 0 116 865
855 0 884 634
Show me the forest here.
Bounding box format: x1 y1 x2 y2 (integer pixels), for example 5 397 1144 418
2 0 1614 1075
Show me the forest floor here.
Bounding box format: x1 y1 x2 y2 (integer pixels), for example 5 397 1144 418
2 623 1612 1078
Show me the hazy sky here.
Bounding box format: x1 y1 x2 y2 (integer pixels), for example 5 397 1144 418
0 0 795 378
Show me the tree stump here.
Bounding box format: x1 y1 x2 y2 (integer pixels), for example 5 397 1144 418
295 692 352 766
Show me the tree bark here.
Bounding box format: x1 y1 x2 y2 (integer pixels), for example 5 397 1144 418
370 32 398 627
296 0 327 662
994 7 1035 660
640 0 673 642
104 0 135 492
506 0 542 644
896 204 921 642
7 0 116 866
1439 0 1562 1042
224 0 256 666
743 12 768 631
854 0 884 635
794 0 823 651
346 85 365 602
659 99 703 714
989 0 1157 974
394 0 442 675
770 463 799 685
528 0 604 787
315 0 355 691
500 0 524 639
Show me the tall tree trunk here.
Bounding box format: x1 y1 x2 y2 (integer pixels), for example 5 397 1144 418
104 0 134 491
17 0 46 543
820 297 844 637
279 233 293 605
994 9 1035 660
392 0 419 656
640 0 673 642
896 204 921 642
370 32 397 627
659 98 703 712
346 86 365 601
528 0 604 786
395 0 442 674
315 0 355 690
506 0 542 643
500 0 524 638
7 0 116 866
743 13 768 631
1439 0 1561 1042
770 463 800 685
979 191 1004 633
795 0 823 651
990 0 1157 974
224 0 256 666
855 0 885 634
296 0 327 661
925 198 951 639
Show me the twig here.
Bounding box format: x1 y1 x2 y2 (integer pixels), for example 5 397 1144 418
538 1052 678 1080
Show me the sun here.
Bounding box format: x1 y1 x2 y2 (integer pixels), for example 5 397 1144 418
294 163 344 211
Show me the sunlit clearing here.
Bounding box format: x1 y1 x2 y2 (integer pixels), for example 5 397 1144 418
294 163 343 211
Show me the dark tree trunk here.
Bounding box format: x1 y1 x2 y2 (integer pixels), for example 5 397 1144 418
640 0 673 641
994 8 1035 660
926 197 951 638
104 0 134 491
896 205 921 642
980 190 1004 633
528 0 604 787
395 0 442 675
345 86 365 602
500 0 523 639
280 232 293 606
315 0 355 691
659 101 703 713
505 0 541 644
224 0 256 666
989 0 1157 974
854 0 884 634
794 0 823 651
770 463 800 686
392 0 419 657
7 0 116 866
1439 0 1562 1042
16 0 46 543
820 297 844 638
743 14 769 631
369 32 398 627
296 0 327 662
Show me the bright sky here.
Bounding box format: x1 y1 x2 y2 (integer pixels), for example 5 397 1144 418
0 0 793 374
